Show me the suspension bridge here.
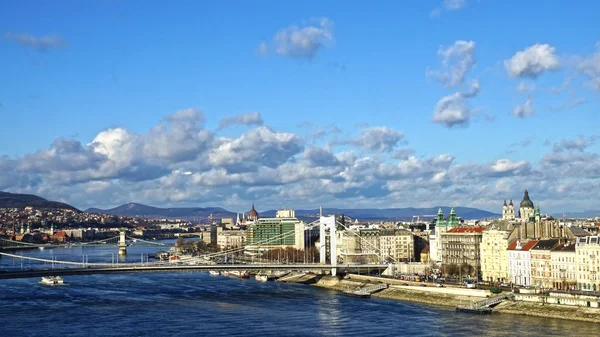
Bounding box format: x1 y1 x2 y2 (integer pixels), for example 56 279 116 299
0 233 166 250
0 216 397 280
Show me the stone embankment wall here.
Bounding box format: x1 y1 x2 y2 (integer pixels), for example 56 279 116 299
314 274 600 323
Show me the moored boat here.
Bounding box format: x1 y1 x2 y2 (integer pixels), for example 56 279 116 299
255 273 269 282
224 271 249 279
209 271 221 276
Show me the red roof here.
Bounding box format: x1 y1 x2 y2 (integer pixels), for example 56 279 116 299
447 226 485 233
507 240 538 251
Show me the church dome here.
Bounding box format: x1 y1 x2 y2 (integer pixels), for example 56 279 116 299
520 189 534 209
248 203 259 219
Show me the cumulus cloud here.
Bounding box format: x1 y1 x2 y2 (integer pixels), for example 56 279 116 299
4 108 600 213
426 40 476 87
271 18 333 59
4 32 67 51
353 127 406 153
218 112 263 129
552 135 597 152
572 44 600 91
432 80 480 127
209 126 303 172
513 96 535 118
505 44 560 78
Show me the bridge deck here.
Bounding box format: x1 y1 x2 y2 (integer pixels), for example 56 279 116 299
0 264 387 280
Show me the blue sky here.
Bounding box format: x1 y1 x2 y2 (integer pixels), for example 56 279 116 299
1 0 599 213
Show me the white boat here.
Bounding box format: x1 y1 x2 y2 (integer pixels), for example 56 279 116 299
255 273 269 282
40 276 64 285
209 271 221 276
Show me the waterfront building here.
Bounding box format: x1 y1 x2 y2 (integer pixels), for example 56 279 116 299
433 207 460 263
550 242 577 290
216 230 247 250
530 239 560 289
379 229 415 262
575 236 600 292
357 228 380 263
247 210 305 250
480 220 517 284
440 226 484 277
507 240 538 287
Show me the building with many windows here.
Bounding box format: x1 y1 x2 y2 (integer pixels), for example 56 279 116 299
247 210 304 251
440 226 485 277
379 229 414 262
530 239 560 289
480 220 517 284
507 240 538 287
551 242 577 290
216 230 247 250
575 236 600 292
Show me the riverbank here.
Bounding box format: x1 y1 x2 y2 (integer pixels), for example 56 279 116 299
313 274 600 323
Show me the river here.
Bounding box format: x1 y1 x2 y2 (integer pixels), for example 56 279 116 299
0 243 598 336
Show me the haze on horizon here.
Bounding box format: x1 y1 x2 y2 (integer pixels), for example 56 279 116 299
1 1 599 213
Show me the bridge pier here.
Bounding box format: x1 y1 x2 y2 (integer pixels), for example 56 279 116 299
319 216 337 276
118 231 127 255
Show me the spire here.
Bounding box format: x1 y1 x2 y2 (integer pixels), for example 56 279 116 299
503 200 507 207
252 202 255 211
509 199 513 206
450 207 456 215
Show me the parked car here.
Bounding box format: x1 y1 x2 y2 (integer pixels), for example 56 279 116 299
436 283 444 288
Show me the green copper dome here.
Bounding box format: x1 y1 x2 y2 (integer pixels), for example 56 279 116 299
520 189 534 209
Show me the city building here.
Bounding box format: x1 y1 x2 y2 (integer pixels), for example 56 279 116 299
530 239 560 289
480 220 517 284
379 229 415 262
216 230 247 250
507 240 538 287
440 226 485 277
357 228 380 263
432 207 460 263
247 210 304 251
551 242 577 290
575 236 600 292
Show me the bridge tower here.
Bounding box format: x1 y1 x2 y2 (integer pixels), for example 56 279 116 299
118 231 127 255
319 215 337 276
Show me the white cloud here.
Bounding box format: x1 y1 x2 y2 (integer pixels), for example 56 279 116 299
432 80 480 127
572 44 600 91
5 109 600 213
4 32 67 51
427 40 476 87
505 44 560 78
218 112 263 129
512 96 536 118
271 18 334 59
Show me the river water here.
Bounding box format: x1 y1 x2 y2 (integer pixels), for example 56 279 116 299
1 243 598 337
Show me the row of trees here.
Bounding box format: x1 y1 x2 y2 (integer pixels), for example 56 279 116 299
261 246 320 263
441 262 480 279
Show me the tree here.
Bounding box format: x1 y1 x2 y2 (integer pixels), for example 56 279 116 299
175 236 185 247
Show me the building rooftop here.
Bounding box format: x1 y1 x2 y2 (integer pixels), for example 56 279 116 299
447 226 485 233
507 239 538 251
552 242 576 252
531 239 560 251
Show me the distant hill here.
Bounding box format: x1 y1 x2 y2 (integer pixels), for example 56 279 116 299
0 191 80 212
551 210 600 219
86 202 236 219
261 206 499 220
